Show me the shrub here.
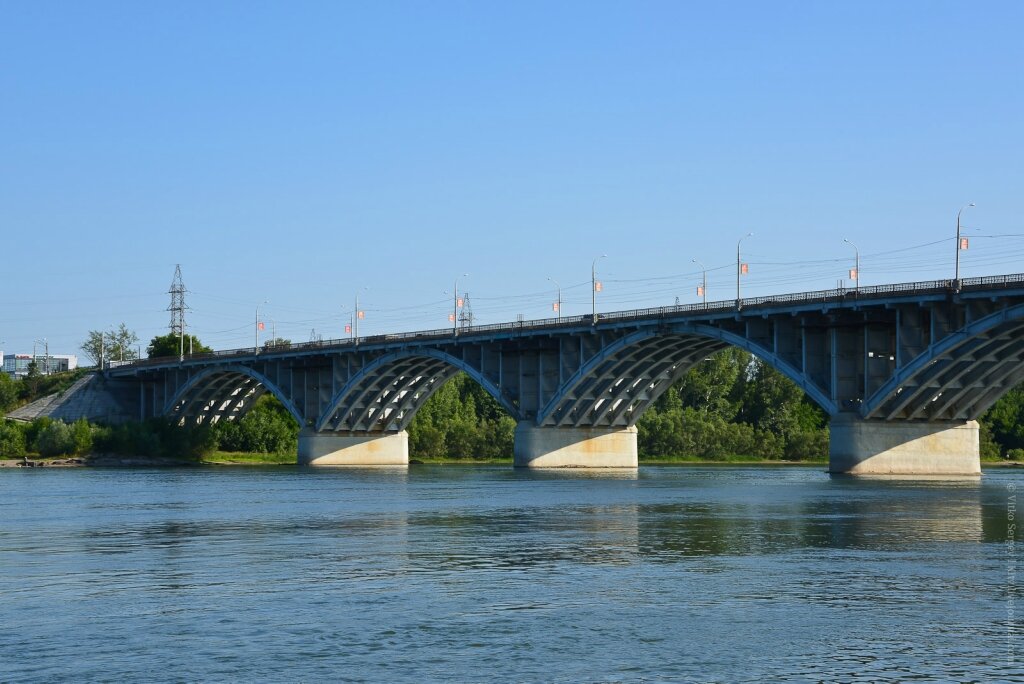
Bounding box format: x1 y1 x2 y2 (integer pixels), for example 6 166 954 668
0 420 27 458
34 420 76 457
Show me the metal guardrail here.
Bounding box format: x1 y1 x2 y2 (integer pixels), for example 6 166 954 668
111 272 1024 371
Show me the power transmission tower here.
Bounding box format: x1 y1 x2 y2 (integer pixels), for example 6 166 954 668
459 292 474 329
168 265 189 359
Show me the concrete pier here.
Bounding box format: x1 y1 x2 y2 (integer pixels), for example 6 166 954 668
829 414 980 476
298 429 409 466
513 423 638 468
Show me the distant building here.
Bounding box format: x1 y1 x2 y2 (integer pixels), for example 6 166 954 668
2 353 78 379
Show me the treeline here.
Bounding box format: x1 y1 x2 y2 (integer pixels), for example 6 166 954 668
637 348 829 460
0 394 298 461
407 374 517 460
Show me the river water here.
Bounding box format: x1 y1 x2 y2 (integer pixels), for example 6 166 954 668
1 465 1020 682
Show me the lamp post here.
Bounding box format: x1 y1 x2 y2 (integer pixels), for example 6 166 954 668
452 273 468 335
255 300 268 352
592 254 607 325
843 238 860 295
691 258 707 309
736 232 753 307
955 202 975 286
354 287 369 345
547 277 561 321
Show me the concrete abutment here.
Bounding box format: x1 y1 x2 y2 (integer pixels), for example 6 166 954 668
513 423 638 468
829 414 980 476
298 429 409 466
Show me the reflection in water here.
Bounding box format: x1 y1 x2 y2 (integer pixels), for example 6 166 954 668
0 465 1019 683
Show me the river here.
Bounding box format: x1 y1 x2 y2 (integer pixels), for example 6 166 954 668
1 465 1020 682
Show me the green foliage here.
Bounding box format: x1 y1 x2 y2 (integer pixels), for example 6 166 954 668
638 349 829 461
147 333 213 359
0 420 28 458
407 374 515 460
981 387 1024 457
93 418 217 461
81 323 140 365
70 418 94 454
16 369 90 405
213 395 299 454
0 373 18 412
34 420 76 456
262 338 292 350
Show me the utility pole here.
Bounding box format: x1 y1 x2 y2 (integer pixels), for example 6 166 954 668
168 265 189 362
459 293 474 329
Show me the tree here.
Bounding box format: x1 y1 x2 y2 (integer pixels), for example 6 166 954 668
0 373 18 412
262 338 292 351
81 323 139 365
147 333 212 359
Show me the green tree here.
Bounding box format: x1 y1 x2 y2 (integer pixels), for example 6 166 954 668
262 338 292 351
0 373 18 412
147 333 213 359
214 395 299 454
981 387 1024 456
0 420 27 458
34 420 76 456
81 323 140 366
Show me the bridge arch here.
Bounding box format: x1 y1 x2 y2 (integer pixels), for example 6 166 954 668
315 348 521 433
863 302 1024 420
164 365 304 426
670 323 839 416
537 323 839 428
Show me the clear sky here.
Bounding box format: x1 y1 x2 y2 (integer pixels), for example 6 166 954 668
2 1 1022 358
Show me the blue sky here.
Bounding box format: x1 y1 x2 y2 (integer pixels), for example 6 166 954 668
2 1 1022 357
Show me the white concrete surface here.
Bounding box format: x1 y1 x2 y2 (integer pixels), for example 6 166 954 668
829 414 980 475
513 423 638 468
298 429 409 466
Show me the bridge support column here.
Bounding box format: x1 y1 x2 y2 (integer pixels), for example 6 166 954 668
298 429 409 466
513 423 638 468
829 414 980 476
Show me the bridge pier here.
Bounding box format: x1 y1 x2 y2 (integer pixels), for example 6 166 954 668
298 429 409 466
513 423 638 468
828 414 980 476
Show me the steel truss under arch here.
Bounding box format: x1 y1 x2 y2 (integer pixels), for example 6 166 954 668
536 323 841 429
165 366 304 426
863 303 1024 420
316 348 522 433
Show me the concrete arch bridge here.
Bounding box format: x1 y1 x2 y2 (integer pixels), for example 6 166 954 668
103 274 1024 475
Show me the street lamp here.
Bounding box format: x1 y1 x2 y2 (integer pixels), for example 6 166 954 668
255 300 268 352
592 254 607 325
691 258 707 309
452 273 469 335
547 277 561 321
736 232 753 306
843 238 860 295
354 287 369 345
955 202 975 285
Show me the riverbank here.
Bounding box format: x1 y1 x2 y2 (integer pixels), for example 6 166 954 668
4 454 1023 468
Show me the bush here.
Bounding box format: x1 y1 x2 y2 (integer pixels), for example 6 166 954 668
1006 448 1024 462
212 395 299 454
784 429 829 461
34 421 76 457
0 420 27 458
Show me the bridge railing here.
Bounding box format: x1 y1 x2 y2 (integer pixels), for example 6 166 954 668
115 272 1024 369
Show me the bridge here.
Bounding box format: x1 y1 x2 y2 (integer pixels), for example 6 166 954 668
98 273 1024 475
